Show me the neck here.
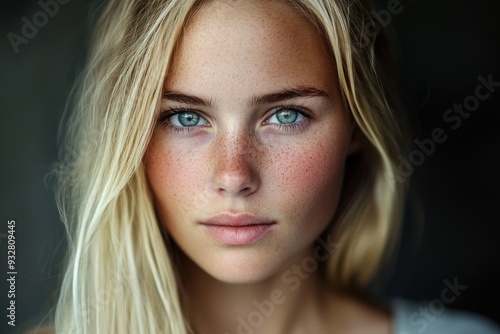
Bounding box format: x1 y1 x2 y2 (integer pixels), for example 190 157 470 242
178 247 331 334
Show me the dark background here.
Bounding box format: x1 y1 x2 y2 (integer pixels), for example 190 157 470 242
1 0 499 333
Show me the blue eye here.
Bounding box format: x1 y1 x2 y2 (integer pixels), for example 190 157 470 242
170 112 209 127
267 108 305 125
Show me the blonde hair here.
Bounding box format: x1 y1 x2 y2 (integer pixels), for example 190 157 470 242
53 0 406 333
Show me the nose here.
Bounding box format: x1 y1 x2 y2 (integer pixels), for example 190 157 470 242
211 131 260 197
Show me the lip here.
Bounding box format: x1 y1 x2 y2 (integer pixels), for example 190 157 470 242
201 213 275 245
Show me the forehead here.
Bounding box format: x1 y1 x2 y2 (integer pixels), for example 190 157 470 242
165 0 336 98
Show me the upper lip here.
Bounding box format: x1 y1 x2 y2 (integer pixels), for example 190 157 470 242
202 212 274 226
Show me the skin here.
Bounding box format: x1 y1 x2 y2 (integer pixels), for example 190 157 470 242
145 1 390 333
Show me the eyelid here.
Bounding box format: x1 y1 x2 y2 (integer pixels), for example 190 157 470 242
158 108 209 123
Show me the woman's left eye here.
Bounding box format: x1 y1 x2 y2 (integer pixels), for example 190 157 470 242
266 108 306 125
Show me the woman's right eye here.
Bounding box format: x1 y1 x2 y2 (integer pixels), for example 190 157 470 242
169 111 209 127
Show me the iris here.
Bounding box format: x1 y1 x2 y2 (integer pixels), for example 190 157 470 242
177 112 200 127
275 109 298 124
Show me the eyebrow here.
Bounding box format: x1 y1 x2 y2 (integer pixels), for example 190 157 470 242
248 86 329 107
162 86 329 108
162 91 214 108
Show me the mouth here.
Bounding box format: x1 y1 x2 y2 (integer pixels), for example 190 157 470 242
201 212 275 245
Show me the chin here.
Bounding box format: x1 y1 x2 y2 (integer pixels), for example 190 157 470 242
206 268 278 285
196 248 288 285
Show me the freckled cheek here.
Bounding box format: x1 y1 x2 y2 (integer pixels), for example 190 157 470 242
268 139 346 224
145 139 208 217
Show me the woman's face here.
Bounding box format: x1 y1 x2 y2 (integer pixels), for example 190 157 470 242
145 0 356 283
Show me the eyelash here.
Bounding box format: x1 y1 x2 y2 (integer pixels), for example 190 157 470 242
157 104 311 134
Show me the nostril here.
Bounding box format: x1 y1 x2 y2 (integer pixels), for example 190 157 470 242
216 184 255 196
218 186 250 193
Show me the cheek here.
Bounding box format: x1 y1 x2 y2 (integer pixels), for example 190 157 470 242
267 132 348 225
144 136 207 221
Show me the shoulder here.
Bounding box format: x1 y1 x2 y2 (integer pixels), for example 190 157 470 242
391 298 500 334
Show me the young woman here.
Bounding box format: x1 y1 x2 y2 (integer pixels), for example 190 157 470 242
50 0 499 333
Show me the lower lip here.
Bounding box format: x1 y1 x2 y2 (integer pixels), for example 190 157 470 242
203 224 273 245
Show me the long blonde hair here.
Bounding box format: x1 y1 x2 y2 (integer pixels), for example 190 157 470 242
53 0 406 333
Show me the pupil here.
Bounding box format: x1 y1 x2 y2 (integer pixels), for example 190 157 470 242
277 110 297 124
179 112 199 126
